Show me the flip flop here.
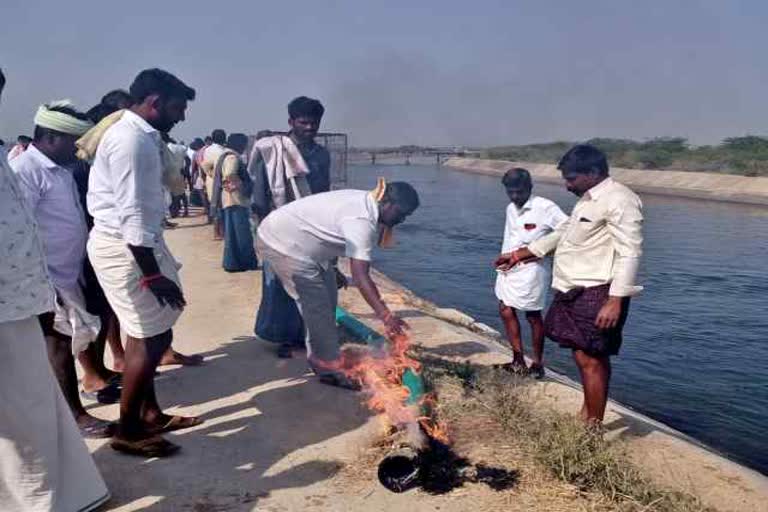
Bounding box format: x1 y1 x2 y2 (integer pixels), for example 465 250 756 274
319 373 361 391
80 378 122 404
497 362 530 376
79 418 117 439
111 435 180 457
528 364 546 380
160 351 205 366
148 415 204 434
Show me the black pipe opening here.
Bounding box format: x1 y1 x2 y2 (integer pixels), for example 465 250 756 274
377 454 421 493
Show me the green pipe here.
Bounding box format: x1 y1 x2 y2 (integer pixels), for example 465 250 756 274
335 306 425 405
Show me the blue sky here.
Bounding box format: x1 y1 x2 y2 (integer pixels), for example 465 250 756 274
2 0 768 146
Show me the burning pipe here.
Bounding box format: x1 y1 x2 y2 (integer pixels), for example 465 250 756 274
335 307 431 492
335 306 426 405
377 445 422 493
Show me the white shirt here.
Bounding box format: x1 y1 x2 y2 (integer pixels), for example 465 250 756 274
500 196 568 253
0 147 55 323
201 143 225 196
88 110 166 247
495 196 567 310
258 189 379 264
528 177 644 297
10 145 89 296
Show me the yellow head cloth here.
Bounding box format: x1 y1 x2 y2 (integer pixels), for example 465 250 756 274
34 100 93 136
370 177 395 248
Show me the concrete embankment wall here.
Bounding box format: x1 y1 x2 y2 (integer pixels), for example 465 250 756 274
445 157 768 206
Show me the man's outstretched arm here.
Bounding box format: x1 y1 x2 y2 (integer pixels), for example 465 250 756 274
349 258 408 336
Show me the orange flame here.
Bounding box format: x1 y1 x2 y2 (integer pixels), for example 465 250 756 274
320 334 450 445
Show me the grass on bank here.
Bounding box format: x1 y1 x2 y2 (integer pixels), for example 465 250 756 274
419 359 714 512
481 136 768 177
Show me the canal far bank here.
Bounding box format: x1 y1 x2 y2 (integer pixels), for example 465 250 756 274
444 157 768 206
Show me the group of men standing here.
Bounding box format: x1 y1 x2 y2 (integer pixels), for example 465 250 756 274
0 65 420 509
0 59 643 510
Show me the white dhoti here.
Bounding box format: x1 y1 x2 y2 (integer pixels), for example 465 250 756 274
0 316 109 512
494 261 549 311
52 285 101 355
87 229 182 339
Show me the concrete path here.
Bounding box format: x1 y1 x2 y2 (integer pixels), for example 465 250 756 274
83 213 378 511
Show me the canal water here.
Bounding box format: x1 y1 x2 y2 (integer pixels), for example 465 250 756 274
348 163 768 474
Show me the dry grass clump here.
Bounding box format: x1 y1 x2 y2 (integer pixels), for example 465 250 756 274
420 361 713 512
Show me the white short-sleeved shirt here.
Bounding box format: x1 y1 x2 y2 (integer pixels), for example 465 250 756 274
495 195 567 310
257 189 379 264
500 196 568 253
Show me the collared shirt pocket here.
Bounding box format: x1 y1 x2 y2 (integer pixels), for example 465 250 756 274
566 217 597 245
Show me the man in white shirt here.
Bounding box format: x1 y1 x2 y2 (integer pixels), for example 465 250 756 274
0 67 110 512
256 181 420 389
10 100 122 438
493 168 567 379
499 145 643 424
201 129 227 239
87 68 201 457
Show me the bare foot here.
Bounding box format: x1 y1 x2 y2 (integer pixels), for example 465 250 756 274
159 349 204 366
81 370 121 393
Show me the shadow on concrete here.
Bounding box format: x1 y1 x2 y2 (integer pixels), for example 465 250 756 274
91 334 370 511
604 411 664 442
419 340 492 358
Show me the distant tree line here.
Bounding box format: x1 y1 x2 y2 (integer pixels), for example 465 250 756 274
481 136 768 177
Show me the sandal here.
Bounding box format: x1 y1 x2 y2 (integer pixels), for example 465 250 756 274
159 350 205 367
529 364 546 380
319 373 361 391
498 362 530 376
147 415 204 434
79 418 117 439
111 435 180 457
80 378 122 404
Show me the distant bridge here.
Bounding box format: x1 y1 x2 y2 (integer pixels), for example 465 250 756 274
349 146 481 166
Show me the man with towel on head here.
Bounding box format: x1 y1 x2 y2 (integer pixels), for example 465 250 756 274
87 68 202 457
250 96 331 359
0 67 110 512
256 179 419 389
10 99 122 437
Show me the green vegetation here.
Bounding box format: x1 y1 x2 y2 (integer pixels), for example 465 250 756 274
421 359 713 511
482 136 768 177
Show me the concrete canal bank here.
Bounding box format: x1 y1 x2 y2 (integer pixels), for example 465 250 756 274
82 213 766 510
337 265 768 512
445 157 768 206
